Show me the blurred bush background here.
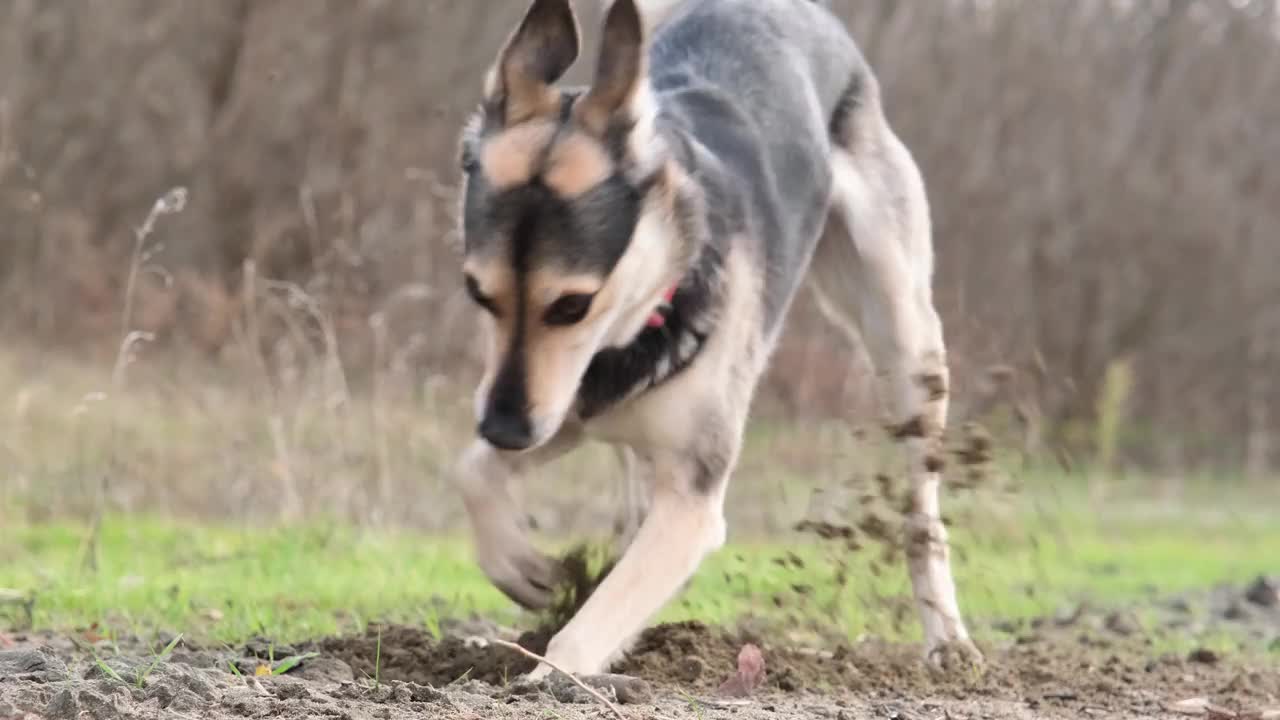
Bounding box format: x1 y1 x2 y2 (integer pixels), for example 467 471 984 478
0 0 1276 492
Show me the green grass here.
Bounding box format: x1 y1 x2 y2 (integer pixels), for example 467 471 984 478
0 520 501 644
2 490 1277 649
4 346 1277 656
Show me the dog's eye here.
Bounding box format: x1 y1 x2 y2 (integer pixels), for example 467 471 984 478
464 275 498 315
544 293 595 326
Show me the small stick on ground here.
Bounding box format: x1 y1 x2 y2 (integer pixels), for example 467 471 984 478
490 639 625 720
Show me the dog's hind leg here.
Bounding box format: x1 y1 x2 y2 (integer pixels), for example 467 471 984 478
811 123 980 669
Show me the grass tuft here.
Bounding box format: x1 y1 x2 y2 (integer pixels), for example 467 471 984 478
92 654 126 685
136 633 183 688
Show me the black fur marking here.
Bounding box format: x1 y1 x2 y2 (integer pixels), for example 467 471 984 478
576 323 707 421
478 172 643 276
483 306 531 440
463 93 649 276
480 98 506 136
481 196 540 437
460 159 493 255
601 116 638 165
484 344 530 423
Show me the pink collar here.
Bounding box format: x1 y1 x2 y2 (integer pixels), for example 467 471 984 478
646 286 678 328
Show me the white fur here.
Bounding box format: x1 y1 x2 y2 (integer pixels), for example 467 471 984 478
600 198 684 349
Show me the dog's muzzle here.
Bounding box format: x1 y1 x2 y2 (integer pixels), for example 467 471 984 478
478 410 534 451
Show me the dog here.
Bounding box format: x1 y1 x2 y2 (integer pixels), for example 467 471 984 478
450 0 979 679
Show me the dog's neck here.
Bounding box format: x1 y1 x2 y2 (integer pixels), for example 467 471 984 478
645 285 678 328
574 142 724 420
575 259 718 421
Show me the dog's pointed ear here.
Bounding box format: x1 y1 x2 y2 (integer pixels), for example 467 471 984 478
486 0 580 126
574 0 646 136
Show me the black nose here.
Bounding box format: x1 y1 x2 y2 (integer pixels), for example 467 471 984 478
479 412 534 451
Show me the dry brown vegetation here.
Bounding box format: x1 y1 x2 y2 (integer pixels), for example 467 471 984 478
0 0 1276 475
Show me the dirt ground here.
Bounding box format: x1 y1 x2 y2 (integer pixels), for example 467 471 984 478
2 578 1278 720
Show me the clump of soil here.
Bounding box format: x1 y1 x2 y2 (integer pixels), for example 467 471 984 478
615 620 859 693
319 625 529 686
320 543 620 687
553 544 620 625
515 543 619 655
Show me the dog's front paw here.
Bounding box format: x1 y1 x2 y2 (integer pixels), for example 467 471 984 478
476 536 564 610
524 662 555 683
548 630 610 676
926 638 985 677
521 630 604 683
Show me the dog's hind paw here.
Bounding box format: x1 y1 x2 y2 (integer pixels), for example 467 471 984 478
926 638 985 677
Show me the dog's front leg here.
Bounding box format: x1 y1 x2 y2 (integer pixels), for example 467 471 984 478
527 443 733 679
451 428 583 610
611 445 651 551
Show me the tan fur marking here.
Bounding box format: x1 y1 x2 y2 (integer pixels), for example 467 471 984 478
505 85 563 128
463 258 518 378
521 268 616 417
544 133 614 198
522 330 579 417
462 258 516 303
481 121 557 190
527 269 607 308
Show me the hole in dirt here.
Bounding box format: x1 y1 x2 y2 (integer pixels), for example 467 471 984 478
317 544 622 686
308 544 842 690
308 541 1280 707
314 619 876 692
311 544 926 692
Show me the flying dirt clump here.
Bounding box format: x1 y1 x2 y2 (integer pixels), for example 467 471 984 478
515 543 620 655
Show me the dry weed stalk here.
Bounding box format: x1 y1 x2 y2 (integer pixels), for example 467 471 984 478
110 187 186 390
489 639 626 720
268 414 304 522
369 311 393 518
0 96 13 178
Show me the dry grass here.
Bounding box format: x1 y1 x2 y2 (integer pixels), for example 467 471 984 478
0 0 1276 476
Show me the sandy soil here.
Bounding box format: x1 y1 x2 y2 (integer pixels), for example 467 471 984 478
2 577 1278 719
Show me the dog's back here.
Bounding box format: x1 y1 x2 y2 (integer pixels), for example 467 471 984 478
648 0 874 335
651 0 863 130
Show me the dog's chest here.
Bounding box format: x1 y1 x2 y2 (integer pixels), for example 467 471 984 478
581 355 713 451
576 318 707 422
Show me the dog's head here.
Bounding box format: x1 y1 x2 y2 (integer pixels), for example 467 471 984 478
457 0 685 452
